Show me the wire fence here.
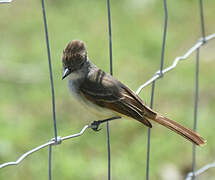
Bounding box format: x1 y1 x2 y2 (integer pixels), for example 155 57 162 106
106 0 113 179
0 0 215 179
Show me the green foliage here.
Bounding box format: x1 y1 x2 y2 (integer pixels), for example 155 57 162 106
0 0 215 179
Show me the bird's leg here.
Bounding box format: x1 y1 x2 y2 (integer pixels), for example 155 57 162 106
90 116 121 132
90 121 102 132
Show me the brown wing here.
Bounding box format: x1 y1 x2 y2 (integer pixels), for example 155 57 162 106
79 69 153 127
118 81 157 120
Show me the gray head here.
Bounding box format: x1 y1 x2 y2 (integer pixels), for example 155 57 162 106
62 40 87 79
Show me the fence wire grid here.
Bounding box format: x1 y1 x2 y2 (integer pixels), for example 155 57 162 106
0 0 215 179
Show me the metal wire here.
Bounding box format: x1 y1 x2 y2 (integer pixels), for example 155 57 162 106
41 0 58 141
106 0 113 179
191 1 205 179
146 81 155 180
145 1 168 179
0 125 89 169
106 121 111 180
107 0 113 76
0 0 12 3
186 161 215 180
41 1 58 179
191 48 199 180
135 33 215 95
160 0 168 74
199 0 206 42
146 126 151 180
48 145 52 180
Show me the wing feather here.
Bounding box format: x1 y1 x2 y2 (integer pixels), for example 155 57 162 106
79 69 152 127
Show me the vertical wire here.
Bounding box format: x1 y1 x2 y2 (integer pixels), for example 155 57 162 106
160 0 168 73
106 121 111 180
48 145 52 180
41 1 57 179
106 0 113 179
146 81 155 180
107 0 113 76
146 1 168 179
191 1 205 178
199 0 206 42
41 0 58 141
191 48 200 180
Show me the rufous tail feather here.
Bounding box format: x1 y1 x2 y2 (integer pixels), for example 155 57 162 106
149 114 206 146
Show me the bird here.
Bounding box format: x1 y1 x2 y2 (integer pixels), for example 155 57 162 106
61 40 206 146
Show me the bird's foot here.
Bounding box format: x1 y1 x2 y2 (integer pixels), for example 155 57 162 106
89 116 121 132
90 120 102 132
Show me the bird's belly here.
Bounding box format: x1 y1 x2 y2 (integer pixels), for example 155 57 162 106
68 79 117 119
79 96 117 119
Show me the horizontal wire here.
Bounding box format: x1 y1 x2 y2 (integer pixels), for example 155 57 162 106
185 161 215 180
0 0 12 3
136 33 215 95
0 125 89 169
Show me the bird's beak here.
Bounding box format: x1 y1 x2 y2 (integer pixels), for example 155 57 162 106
62 68 71 80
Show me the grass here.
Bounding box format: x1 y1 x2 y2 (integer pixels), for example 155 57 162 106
0 0 215 179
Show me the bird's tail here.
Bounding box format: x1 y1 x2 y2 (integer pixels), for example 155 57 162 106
150 114 206 146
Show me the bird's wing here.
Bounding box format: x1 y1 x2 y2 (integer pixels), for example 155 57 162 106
79 69 153 127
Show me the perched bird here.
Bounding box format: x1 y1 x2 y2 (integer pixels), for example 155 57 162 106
62 40 206 146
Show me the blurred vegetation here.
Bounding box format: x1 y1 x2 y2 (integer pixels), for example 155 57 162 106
0 0 215 179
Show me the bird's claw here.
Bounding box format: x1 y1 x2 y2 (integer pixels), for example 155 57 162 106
90 121 102 132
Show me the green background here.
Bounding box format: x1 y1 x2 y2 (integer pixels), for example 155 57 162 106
0 0 215 179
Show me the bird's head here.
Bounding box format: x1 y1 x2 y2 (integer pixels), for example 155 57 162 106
62 40 87 79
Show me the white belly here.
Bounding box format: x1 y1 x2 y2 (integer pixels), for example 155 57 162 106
67 74 117 119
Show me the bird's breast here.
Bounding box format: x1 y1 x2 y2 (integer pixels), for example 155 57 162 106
67 73 82 99
67 77 117 119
